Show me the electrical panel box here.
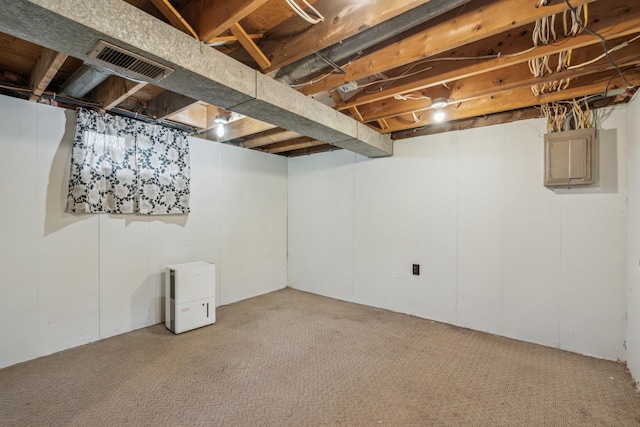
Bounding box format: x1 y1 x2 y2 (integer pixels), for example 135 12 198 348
544 128 596 187
165 261 215 334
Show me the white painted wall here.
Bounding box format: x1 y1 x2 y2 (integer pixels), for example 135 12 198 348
627 94 640 383
289 108 629 361
0 95 287 369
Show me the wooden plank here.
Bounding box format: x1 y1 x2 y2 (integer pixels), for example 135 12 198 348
382 68 640 132
229 22 270 69
339 0 640 110
167 103 208 128
207 33 263 46
181 0 271 43
285 143 341 157
210 117 277 142
263 136 320 153
150 0 198 38
28 48 67 99
358 38 640 122
392 108 542 139
261 0 434 72
349 106 364 122
146 90 199 119
242 129 302 148
201 105 225 131
93 75 147 110
299 0 597 95
391 96 630 138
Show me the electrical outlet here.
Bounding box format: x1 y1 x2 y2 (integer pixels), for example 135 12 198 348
412 264 420 275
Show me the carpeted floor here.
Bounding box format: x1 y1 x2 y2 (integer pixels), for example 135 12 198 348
1 288 639 426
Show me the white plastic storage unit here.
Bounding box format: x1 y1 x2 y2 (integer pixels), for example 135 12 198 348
165 261 216 334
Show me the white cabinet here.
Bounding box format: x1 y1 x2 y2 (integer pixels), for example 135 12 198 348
165 262 216 334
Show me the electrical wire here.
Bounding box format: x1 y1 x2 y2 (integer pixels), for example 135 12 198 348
563 0 633 87
361 47 537 94
393 93 431 101
567 34 640 70
285 0 324 25
289 45 537 91
0 83 196 133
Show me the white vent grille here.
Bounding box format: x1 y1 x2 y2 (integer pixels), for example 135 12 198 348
88 40 173 81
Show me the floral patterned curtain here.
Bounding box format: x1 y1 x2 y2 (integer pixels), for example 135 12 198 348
66 108 190 215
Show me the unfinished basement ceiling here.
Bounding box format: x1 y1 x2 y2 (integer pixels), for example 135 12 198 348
0 0 638 157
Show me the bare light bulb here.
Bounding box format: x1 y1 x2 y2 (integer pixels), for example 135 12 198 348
216 123 225 138
433 110 446 122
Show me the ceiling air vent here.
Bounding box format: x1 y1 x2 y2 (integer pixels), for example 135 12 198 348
88 40 173 82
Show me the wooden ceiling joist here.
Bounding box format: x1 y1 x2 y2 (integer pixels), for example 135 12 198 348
285 143 341 157
392 95 631 139
181 0 271 43
146 91 199 120
150 0 198 38
382 67 640 132
260 0 435 72
214 117 277 142
207 33 263 46
93 75 147 111
263 136 321 154
28 48 67 100
338 0 640 111
229 22 270 69
167 103 209 128
358 38 640 122
241 129 302 149
299 0 596 95
393 107 543 138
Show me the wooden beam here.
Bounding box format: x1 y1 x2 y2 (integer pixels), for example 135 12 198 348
207 33 263 46
391 95 631 139
229 22 270 69
261 0 435 72
167 103 208 128
93 75 147 110
242 129 302 149
382 68 640 132
358 38 640 122
201 104 225 131
210 117 277 142
349 106 364 122
181 0 271 43
262 136 320 153
299 0 597 95
146 91 199 119
150 0 198 38
338 0 640 110
28 48 67 99
392 107 543 139
285 144 341 157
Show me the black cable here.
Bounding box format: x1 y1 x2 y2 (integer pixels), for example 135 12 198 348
563 0 633 87
603 72 618 98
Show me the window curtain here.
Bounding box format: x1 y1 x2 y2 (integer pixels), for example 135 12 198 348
66 108 190 215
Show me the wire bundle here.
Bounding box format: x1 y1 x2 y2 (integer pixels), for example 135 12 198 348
285 0 324 24
531 78 571 96
540 102 568 132
540 96 593 132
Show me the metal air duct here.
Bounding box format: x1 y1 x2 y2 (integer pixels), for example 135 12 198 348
275 0 473 86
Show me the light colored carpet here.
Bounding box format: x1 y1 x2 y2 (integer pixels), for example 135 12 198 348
1 288 639 426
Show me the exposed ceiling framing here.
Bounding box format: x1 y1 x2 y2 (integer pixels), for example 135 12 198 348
0 0 637 157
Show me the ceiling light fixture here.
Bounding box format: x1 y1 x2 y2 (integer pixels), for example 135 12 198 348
214 114 228 138
431 97 449 123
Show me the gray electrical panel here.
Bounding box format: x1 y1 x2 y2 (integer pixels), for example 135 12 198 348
544 128 596 187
